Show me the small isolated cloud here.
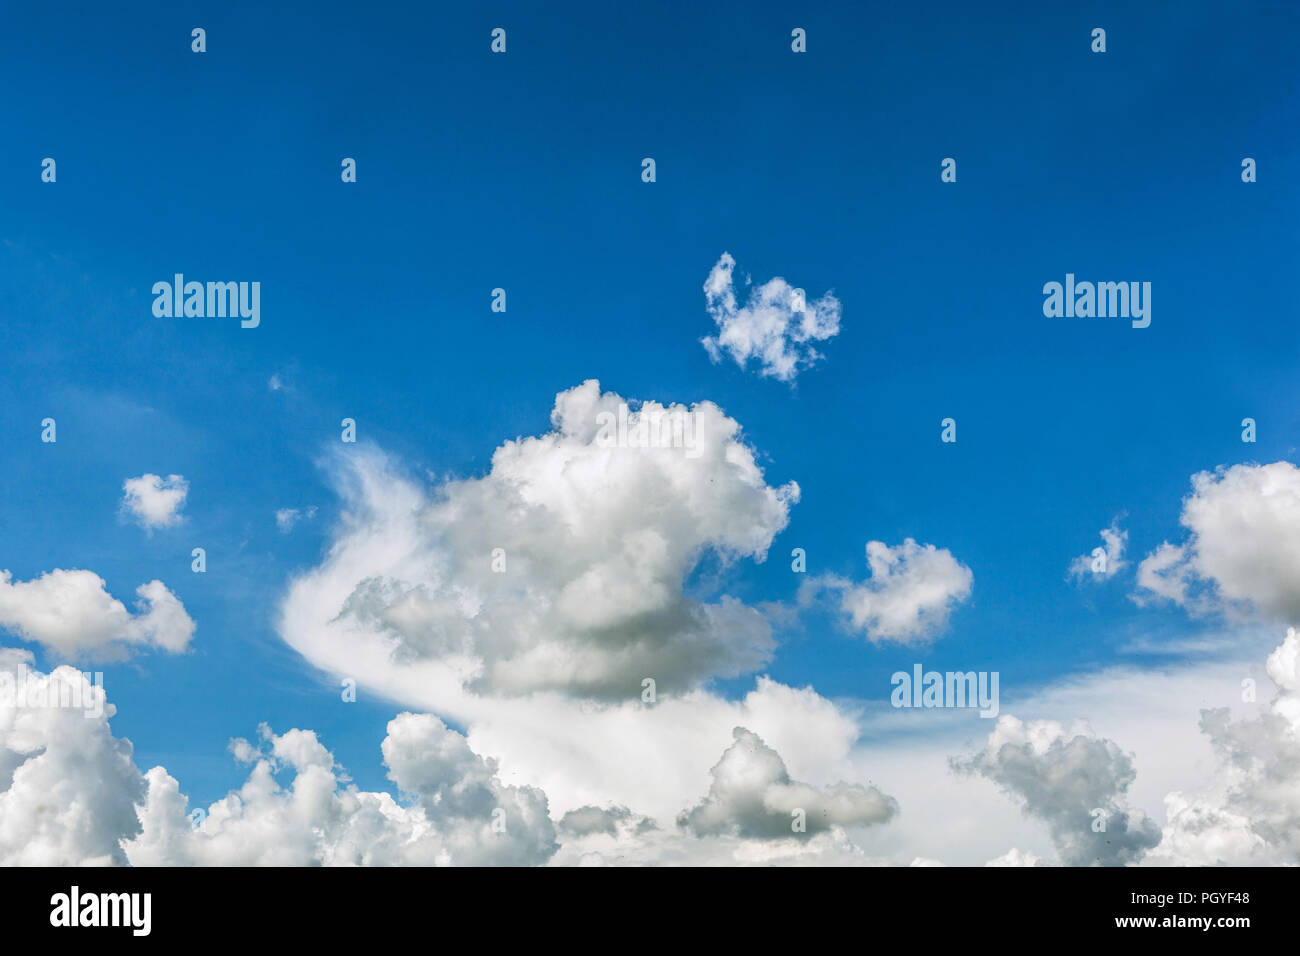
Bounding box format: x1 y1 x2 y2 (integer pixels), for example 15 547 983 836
802 539 973 644
1069 518 1127 581
275 506 317 533
951 716 1161 866
700 252 841 383
1135 462 1300 620
121 473 188 530
677 727 897 839
0 569 195 660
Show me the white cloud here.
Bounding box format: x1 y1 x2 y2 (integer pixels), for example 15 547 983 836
700 252 841 382
0 653 142 865
558 805 648 838
280 380 798 700
1146 627 1300 865
128 715 556 866
0 569 194 659
677 726 897 839
802 539 973 644
1136 461 1300 620
951 715 1161 866
552 814 886 866
275 506 317 532
0 646 892 867
1070 518 1127 580
985 847 1045 866
1148 791 1269 865
121 473 188 530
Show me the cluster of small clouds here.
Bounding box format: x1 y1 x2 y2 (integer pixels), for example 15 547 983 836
700 253 842 383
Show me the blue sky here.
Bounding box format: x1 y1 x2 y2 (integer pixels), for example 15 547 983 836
1 0 1298 865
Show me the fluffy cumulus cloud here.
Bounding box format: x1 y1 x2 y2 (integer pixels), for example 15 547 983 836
0 652 143 864
952 716 1161 866
120 473 188 530
129 715 556 866
985 847 1045 867
275 506 317 532
700 252 841 383
1070 518 1127 581
0 648 898 868
1150 627 1300 865
1136 462 1300 619
281 379 798 700
0 569 194 659
802 539 973 644
0 653 558 867
677 727 897 839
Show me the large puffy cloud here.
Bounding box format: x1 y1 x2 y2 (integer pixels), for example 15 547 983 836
281 380 798 700
121 473 188 530
546 726 898 867
1149 627 1300 865
0 569 194 659
700 252 841 382
677 727 897 839
951 716 1161 866
128 715 556 866
802 539 973 644
0 651 143 864
1136 462 1300 619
